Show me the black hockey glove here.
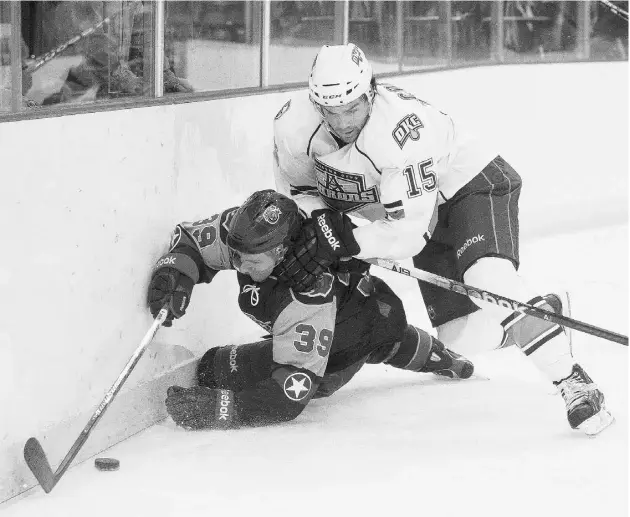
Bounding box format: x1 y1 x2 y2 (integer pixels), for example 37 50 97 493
274 219 330 292
148 252 199 326
275 209 361 292
165 385 237 430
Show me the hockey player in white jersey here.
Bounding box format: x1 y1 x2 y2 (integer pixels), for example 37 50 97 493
272 43 614 436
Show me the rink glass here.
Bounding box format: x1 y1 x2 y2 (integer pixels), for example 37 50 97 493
0 1 627 120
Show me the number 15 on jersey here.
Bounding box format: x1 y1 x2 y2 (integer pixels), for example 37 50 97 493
403 158 437 198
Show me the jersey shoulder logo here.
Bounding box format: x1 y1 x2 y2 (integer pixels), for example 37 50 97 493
283 372 312 401
392 113 423 149
295 272 335 300
242 284 261 306
274 100 291 120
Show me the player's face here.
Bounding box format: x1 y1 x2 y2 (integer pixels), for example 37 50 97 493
230 249 276 282
320 96 370 143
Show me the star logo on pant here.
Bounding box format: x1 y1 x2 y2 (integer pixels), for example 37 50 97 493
283 372 312 401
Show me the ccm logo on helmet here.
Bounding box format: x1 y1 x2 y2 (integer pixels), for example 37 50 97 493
317 214 341 250
323 94 342 99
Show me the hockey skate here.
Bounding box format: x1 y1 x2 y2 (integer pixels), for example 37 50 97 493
420 339 474 380
554 364 614 436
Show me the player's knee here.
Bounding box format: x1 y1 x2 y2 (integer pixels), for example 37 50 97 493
197 339 274 391
464 256 516 292
437 312 504 354
464 257 521 318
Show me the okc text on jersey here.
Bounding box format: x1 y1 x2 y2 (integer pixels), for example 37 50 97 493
392 113 423 149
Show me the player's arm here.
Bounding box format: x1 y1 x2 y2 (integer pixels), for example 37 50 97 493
273 100 328 216
274 158 438 292
165 282 337 429
147 208 237 325
352 163 439 259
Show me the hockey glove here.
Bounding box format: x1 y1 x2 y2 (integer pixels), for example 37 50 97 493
148 252 199 326
165 385 237 430
274 219 330 292
275 209 361 292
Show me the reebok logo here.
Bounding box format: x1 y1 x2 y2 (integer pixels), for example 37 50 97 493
229 346 238 373
317 214 341 251
456 234 485 258
217 390 233 421
156 256 176 267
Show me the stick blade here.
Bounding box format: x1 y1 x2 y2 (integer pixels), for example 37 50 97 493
24 437 56 493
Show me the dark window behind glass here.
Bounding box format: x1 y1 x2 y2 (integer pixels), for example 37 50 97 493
1 3 13 111
268 1 342 86
164 1 260 93
19 1 155 108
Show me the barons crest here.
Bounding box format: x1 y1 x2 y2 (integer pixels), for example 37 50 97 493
262 205 282 224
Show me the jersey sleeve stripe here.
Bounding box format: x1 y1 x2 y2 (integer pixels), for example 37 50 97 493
290 185 319 196
383 200 403 209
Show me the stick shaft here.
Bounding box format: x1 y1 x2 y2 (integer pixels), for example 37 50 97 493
368 258 628 346
600 0 629 21
24 308 168 492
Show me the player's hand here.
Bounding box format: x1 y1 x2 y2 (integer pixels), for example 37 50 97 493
310 209 361 259
274 219 331 292
147 253 197 326
165 386 237 430
275 210 360 292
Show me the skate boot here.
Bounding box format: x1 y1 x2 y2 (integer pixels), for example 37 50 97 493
420 338 474 380
554 363 614 436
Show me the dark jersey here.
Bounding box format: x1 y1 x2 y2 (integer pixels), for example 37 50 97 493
167 207 407 428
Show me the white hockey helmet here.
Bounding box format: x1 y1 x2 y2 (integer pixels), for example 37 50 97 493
309 43 374 108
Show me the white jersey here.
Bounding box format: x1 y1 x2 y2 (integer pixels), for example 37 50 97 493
273 83 498 260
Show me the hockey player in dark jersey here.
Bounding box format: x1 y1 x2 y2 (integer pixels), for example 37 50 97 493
147 190 473 430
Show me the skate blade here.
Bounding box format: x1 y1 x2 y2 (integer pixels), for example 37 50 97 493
578 408 615 436
432 372 489 381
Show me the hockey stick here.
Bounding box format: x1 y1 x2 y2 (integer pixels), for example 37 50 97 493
599 0 629 22
366 258 628 346
24 307 169 493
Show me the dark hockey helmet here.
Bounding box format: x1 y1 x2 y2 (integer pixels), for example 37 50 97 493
227 190 302 255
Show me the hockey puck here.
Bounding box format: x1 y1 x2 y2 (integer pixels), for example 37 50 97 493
94 458 120 471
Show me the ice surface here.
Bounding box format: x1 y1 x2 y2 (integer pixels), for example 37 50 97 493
2 223 627 517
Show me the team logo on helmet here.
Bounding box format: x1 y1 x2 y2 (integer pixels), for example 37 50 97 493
392 113 423 149
351 45 364 66
427 305 437 320
283 372 312 401
262 205 282 224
